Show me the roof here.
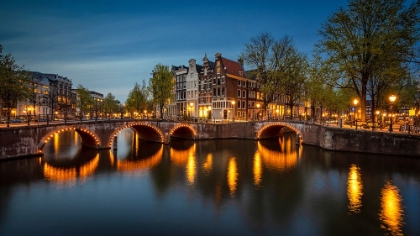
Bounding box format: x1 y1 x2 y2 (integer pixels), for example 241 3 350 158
221 57 245 78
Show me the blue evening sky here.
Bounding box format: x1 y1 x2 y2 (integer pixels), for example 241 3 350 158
1 0 348 102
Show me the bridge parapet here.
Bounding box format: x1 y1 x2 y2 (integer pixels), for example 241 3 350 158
1 119 420 159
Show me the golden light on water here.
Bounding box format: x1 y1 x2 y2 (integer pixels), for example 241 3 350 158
379 181 404 235
170 144 196 166
79 154 100 178
202 154 213 176
117 146 163 172
256 141 298 171
170 143 196 184
43 154 99 183
347 164 363 213
253 151 262 187
227 157 238 197
186 152 196 185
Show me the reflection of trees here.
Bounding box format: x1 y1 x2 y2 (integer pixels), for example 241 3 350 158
380 181 404 236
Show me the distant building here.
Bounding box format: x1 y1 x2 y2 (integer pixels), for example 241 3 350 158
16 72 73 119
172 65 188 117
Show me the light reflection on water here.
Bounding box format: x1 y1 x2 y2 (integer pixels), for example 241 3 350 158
380 181 404 236
347 164 363 214
0 128 418 235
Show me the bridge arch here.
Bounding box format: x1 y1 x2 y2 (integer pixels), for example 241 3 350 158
169 124 197 140
257 122 303 144
39 127 102 151
107 122 164 148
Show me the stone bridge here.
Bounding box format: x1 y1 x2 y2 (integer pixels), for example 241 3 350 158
1 119 420 159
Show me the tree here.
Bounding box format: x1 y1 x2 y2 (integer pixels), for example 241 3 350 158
125 81 148 118
76 84 92 119
317 0 420 121
26 73 43 118
241 33 308 118
0 45 31 126
149 64 174 119
103 92 119 119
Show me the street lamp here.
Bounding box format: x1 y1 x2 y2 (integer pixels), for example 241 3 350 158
231 101 235 122
189 102 194 121
389 95 397 132
256 104 260 120
353 99 359 129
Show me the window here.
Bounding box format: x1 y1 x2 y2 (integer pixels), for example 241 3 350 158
237 80 241 86
242 101 245 109
237 100 241 109
242 81 245 87
222 87 225 97
242 90 246 98
237 89 241 97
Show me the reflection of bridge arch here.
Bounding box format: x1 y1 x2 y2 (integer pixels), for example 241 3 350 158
43 153 100 183
107 122 164 147
116 145 163 172
169 124 197 139
257 122 303 143
39 127 101 151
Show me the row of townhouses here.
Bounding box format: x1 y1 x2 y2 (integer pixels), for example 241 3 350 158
165 52 294 121
1 71 104 120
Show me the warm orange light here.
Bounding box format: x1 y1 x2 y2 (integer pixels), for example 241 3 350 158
347 165 363 213
389 95 397 103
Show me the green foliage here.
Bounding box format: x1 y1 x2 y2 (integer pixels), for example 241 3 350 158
125 81 148 116
149 64 174 119
76 84 93 116
241 33 308 117
0 44 31 122
103 92 119 116
317 0 420 120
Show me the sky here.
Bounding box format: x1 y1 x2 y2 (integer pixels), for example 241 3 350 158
0 0 349 102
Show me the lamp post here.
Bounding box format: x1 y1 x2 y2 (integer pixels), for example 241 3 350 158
189 102 194 121
374 110 380 131
389 95 397 132
256 104 260 120
353 99 359 129
231 100 235 122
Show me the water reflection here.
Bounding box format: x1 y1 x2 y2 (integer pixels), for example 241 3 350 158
380 181 404 235
42 130 100 184
347 164 363 213
170 140 196 185
227 157 238 197
256 136 299 171
43 153 99 183
2 130 419 235
43 131 81 161
253 151 262 187
114 129 164 172
202 154 213 176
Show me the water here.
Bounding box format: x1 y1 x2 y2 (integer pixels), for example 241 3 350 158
0 129 419 236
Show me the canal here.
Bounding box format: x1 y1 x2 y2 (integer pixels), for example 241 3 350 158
0 129 419 235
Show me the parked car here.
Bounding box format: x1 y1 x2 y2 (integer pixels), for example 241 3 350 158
10 119 23 123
